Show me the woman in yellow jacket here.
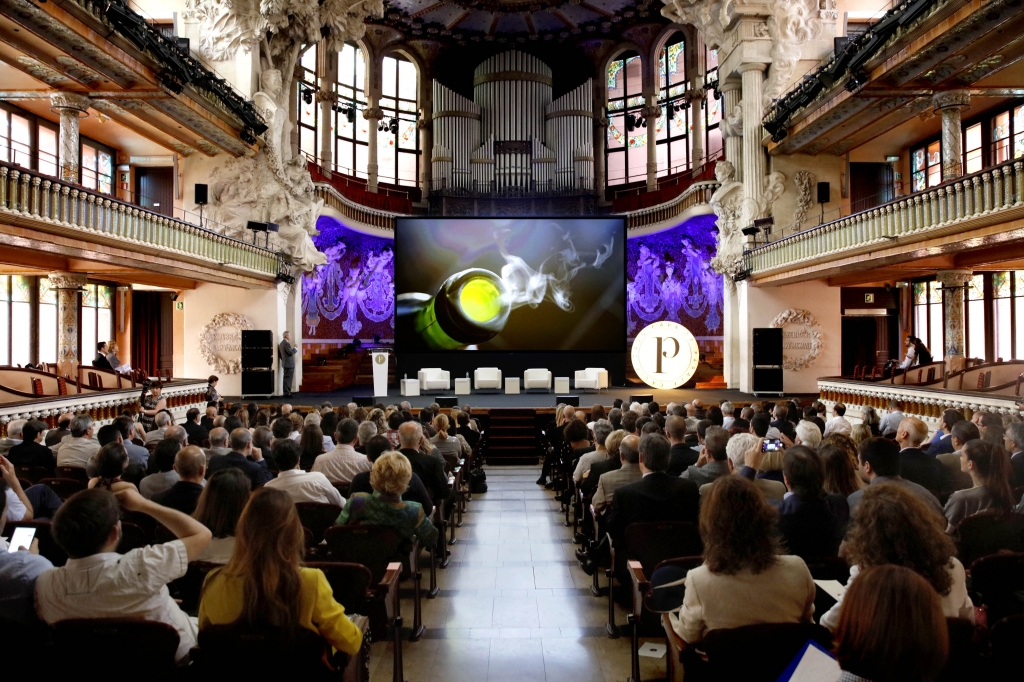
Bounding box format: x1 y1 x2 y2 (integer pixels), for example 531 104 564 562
198 487 363 658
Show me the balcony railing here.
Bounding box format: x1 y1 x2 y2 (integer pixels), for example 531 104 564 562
0 161 281 277
428 177 596 198
313 181 401 230
744 158 1024 276
625 181 719 230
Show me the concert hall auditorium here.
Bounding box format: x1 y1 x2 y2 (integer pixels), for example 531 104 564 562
2 0 1024 679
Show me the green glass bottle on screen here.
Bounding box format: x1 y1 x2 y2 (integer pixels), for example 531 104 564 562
396 268 512 349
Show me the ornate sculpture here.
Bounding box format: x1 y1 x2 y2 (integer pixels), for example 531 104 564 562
769 308 823 371
764 0 821 109
793 170 815 229
709 160 746 283
199 313 254 374
720 104 742 140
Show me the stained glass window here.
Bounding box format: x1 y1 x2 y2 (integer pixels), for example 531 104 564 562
966 275 985 359
335 43 372 180
912 280 944 362
378 54 419 187
910 141 942 192
81 142 114 195
993 111 1011 164
964 123 982 175
80 283 113 363
607 52 647 185
10 276 32 367
297 43 319 163
39 277 57 365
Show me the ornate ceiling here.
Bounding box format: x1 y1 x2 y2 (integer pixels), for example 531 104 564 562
372 0 666 45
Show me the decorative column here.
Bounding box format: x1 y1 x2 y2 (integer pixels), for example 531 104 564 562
739 63 767 221
49 93 90 184
364 102 382 192
932 91 970 181
318 48 338 174
936 269 973 373
720 78 742 181
48 272 87 375
689 86 706 170
594 113 608 198
644 96 661 191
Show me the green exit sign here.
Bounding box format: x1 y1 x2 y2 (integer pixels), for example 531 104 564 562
175 301 184 311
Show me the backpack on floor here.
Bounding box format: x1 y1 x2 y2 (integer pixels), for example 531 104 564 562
468 469 488 494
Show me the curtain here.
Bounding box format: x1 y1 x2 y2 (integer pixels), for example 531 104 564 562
131 291 161 375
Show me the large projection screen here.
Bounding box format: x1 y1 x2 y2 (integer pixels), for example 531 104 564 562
395 217 626 352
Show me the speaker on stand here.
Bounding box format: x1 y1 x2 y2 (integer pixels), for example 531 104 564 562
241 330 274 398
752 327 784 396
817 182 830 224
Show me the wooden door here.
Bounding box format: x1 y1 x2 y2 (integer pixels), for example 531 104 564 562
135 167 174 217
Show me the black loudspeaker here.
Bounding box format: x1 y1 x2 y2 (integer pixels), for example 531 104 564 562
629 394 654 404
817 182 830 204
436 397 458 408
241 370 274 396
557 395 580 407
752 367 784 394
194 183 208 205
354 396 375 407
241 347 273 370
753 328 784 366
247 220 269 233
241 330 273 348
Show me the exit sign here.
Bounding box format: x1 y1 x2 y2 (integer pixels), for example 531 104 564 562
175 301 184 311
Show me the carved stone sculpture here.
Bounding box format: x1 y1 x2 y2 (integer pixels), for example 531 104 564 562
709 160 746 283
793 170 815 228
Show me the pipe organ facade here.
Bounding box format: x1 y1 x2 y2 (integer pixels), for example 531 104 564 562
431 50 594 194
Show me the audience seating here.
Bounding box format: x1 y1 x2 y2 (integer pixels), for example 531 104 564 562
523 368 552 391
14 464 49 485
952 511 1024 566
473 367 502 391
990 614 1024 680
296 502 345 550
54 465 87 481
418 368 450 392
116 521 150 554
940 617 983 682
54 618 179 673
169 561 222 616
39 477 85 501
968 551 1024 625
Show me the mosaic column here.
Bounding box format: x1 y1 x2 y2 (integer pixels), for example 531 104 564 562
932 91 970 181
740 63 767 222
720 78 742 182
689 86 706 169
645 96 661 191
48 272 87 375
49 93 90 184
937 269 973 372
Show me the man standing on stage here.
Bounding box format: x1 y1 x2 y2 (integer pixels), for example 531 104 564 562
279 331 298 397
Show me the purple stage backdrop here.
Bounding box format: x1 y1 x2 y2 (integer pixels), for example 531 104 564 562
302 213 721 346
302 216 395 342
626 213 722 342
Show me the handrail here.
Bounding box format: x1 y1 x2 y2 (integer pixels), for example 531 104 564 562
0 161 282 276
625 181 719 229
313 182 401 230
744 157 1024 275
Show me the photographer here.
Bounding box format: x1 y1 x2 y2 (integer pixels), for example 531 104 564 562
139 380 167 433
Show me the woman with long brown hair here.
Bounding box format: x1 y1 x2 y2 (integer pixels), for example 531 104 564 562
299 423 326 472
429 413 461 469
820 483 974 631
821 444 863 497
193 468 251 564
944 439 1016 529
834 565 948 682
199 487 363 656
670 476 815 643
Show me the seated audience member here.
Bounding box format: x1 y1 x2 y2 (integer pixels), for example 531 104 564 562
820 484 973 631
823 403 853 437
608 408 623 431
879 400 906 437
355 421 378 454
750 414 771 439
114 416 150 468
265 440 344 506
620 410 638 435
35 487 212 662
455 410 479 450
204 427 232 459
713 433 785 500
152 446 207 515
193 468 251 563
164 424 188 451
206 428 272 488
94 424 145 483
45 413 74 448
671 476 816 643
860 406 882 437
681 426 731 487
252 426 274 468
0 479 54 623
91 341 113 370
337 451 439 547
664 416 699 476
349 435 432 515
87 443 135 492
847 437 944 518
850 423 873 445
313 419 371 485
580 430 625 498
200 404 219 432
592 434 642 514
794 420 822 449
821 444 864 497
897 417 952 493
198 488 364 657
397 422 450 506
429 414 462 468
720 401 735 431
977 411 1002 438
183 408 209 447
144 411 173 444
924 409 963 456
574 421 613 483
139 439 182 499
299 423 326 471
564 418 595 467
834 565 948 682
8 420 56 474
937 420 980 491
770 405 796 441
944 439 1016 530
385 411 404 449
776 446 849 559
1006 421 1024 486
56 415 100 469
983 424 1006 451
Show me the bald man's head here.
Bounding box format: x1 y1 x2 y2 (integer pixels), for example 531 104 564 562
897 417 928 448
164 425 187 447
174 446 207 482
619 434 640 464
398 421 424 448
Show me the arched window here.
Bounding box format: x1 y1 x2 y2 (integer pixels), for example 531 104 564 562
297 44 320 162
334 43 369 178
606 52 646 186
378 53 419 187
657 35 687 176
703 47 723 163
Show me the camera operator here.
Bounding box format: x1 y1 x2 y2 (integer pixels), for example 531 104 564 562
139 380 167 433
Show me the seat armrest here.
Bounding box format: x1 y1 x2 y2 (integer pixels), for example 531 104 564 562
377 561 403 620
628 560 650 619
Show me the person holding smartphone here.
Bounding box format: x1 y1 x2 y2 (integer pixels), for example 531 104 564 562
0 479 54 624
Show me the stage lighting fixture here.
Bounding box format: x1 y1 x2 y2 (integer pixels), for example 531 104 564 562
389 118 399 134
240 127 257 145
302 88 313 105
626 113 636 132
732 269 751 282
347 108 356 123
275 272 295 284
741 225 760 236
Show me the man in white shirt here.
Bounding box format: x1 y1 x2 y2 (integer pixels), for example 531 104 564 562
265 440 345 506
35 486 212 663
720 401 735 431
56 415 100 469
144 411 172 444
822 403 853 438
312 418 371 484
878 400 906 437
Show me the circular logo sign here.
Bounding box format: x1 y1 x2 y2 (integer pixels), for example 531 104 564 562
374 354 385 365
631 321 700 389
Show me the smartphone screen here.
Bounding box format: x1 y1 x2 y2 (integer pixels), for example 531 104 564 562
8 526 35 553
761 439 784 453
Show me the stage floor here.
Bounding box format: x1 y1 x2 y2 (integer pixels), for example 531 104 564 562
225 386 817 409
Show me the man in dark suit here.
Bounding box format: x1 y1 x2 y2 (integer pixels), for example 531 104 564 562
349 435 433 515
206 428 272 487
199 404 218 432
92 341 113 370
279 331 298 397
924 409 964 456
896 417 951 493
398 421 450 507
1006 422 1024 487
776 446 849 560
152 446 206 514
7 420 56 474
182 408 209 447
770 405 796 441
665 416 698 476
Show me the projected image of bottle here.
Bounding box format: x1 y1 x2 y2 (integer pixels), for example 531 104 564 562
396 268 512 349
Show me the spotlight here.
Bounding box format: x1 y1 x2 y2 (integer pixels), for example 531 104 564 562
732 269 751 282
275 272 295 284
302 88 313 105
240 127 256 145
346 108 356 123
389 119 399 134
741 225 761 236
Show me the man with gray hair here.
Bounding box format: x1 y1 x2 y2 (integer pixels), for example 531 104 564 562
681 425 730 487
721 402 736 430
206 427 271 487
712 432 785 501
592 434 641 513
574 420 613 483
398 421 450 506
0 419 26 457
356 421 378 451
794 421 822 449
144 412 172 444
57 415 99 468
313 418 370 484
164 425 188 450
204 427 231 459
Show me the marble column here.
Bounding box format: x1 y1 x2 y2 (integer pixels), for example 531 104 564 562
720 78 742 182
363 101 382 192
418 79 433 194
319 48 337 173
936 269 973 372
48 272 87 376
740 64 767 221
49 93 90 184
645 96 660 191
689 86 705 170
932 91 970 181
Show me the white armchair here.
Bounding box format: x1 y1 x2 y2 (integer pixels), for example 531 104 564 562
418 368 450 392
474 367 502 391
575 368 608 392
523 368 552 391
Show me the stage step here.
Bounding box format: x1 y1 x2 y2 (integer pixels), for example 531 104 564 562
696 375 728 390
485 409 539 465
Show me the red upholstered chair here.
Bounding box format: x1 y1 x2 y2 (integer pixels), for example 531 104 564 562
55 465 88 481
39 477 85 501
